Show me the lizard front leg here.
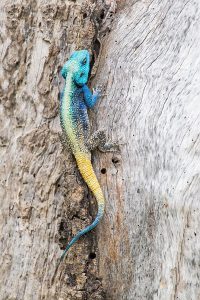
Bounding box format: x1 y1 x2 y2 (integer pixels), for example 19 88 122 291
82 84 101 108
87 130 119 152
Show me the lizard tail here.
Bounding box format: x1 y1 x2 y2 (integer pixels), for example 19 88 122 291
60 152 105 261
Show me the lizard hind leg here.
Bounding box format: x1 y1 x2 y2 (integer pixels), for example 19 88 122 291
86 130 119 152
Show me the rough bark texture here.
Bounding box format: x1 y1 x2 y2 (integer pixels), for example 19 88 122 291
0 0 116 299
0 0 200 299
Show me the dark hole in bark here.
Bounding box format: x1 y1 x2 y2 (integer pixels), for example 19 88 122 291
89 38 101 76
59 221 64 231
93 38 100 58
101 168 106 174
89 252 96 259
100 9 105 19
112 157 119 164
89 53 95 79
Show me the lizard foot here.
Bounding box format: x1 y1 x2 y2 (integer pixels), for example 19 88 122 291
87 130 119 152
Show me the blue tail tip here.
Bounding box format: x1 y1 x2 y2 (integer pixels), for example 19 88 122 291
60 250 67 261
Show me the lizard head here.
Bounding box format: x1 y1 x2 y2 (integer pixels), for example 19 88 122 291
61 50 90 86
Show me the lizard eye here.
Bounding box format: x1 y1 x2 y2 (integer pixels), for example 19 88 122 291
82 58 87 65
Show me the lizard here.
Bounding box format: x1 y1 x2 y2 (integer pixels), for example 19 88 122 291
59 49 117 261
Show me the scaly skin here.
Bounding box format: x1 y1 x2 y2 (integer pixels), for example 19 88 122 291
60 50 105 260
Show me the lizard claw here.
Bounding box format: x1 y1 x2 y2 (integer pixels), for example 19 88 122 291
93 85 108 98
92 87 101 101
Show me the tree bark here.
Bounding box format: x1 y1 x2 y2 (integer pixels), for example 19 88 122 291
0 0 200 299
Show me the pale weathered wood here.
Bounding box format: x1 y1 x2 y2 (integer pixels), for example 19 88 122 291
94 0 200 299
0 0 200 299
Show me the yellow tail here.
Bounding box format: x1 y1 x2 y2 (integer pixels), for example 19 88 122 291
60 152 105 260
75 152 105 208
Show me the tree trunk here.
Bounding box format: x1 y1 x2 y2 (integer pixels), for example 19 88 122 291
0 0 200 299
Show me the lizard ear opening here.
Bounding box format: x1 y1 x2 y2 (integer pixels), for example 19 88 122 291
61 52 76 79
